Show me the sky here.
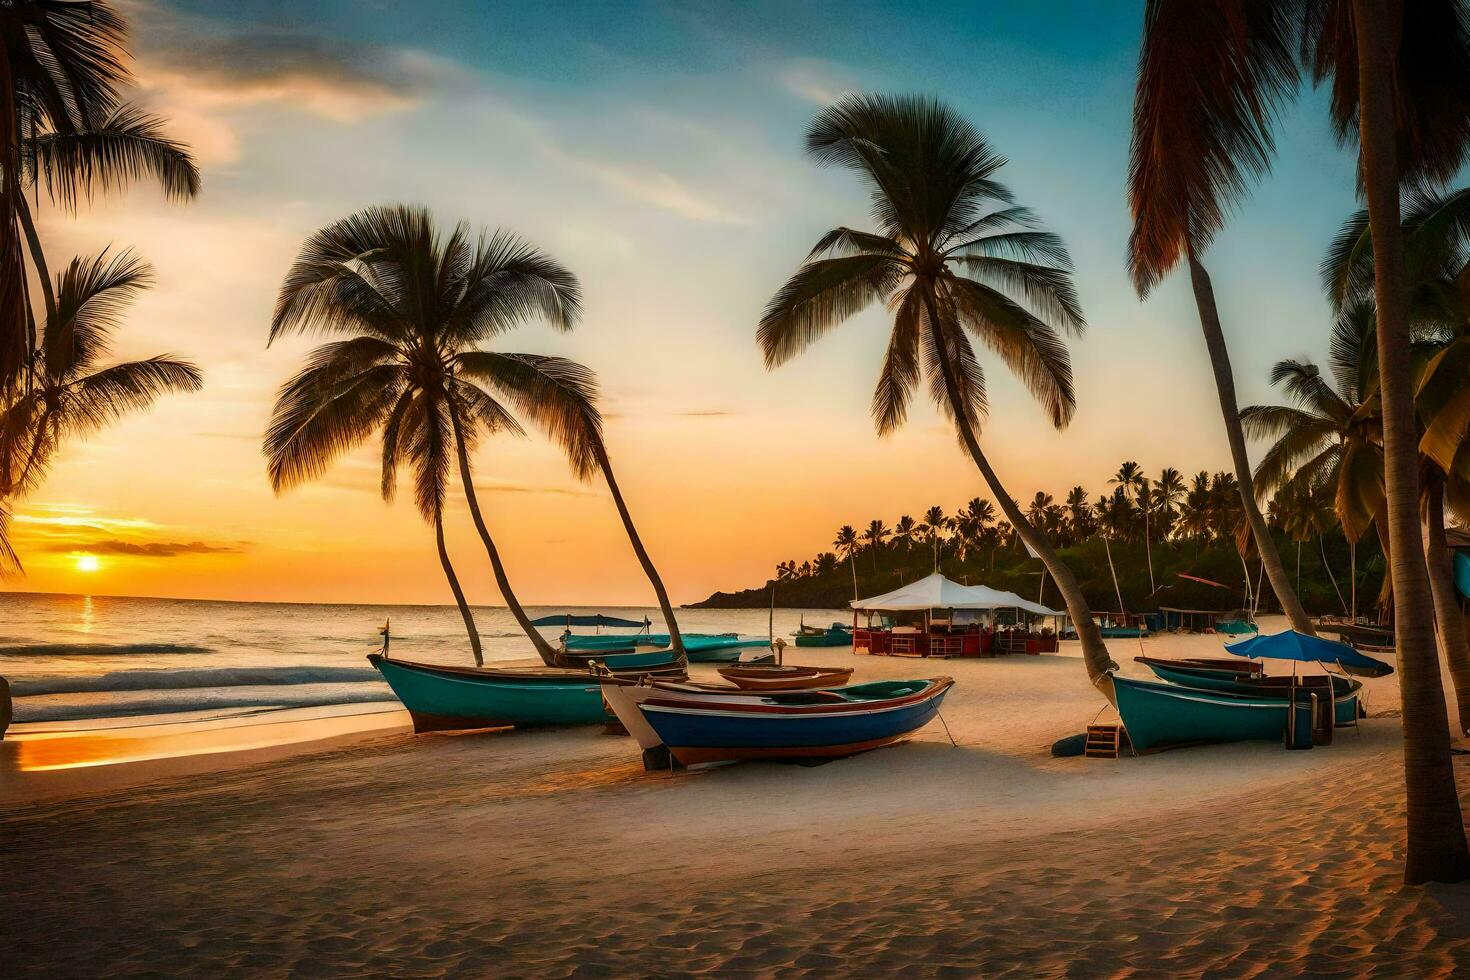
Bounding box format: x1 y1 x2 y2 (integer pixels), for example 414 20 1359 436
9 0 1366 606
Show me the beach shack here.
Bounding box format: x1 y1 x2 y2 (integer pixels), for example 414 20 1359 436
851 572 1065 658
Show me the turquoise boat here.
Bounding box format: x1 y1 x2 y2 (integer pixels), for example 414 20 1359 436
561 632 773 663
794 624 853 648
1112 674 1322 753
1099 625 1148 639
370 655 614 733
1140 660 1362 726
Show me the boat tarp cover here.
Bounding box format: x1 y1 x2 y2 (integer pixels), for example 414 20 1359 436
852 572 1063 616
528 613 649 628
1225 629 1393 675
1455 551 1470 600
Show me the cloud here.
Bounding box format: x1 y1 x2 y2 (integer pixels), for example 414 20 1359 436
46 539 243 557
127 2 453 163
680 409 735 417
778 60 857 105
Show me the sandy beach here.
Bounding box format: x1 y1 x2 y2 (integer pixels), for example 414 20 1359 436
4 618 1468 977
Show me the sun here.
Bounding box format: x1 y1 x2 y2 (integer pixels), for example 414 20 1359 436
74 554 101 574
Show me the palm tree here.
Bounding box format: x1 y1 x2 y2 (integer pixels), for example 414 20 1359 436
266 206 613 668
894 514 917 551
757 92 1120 693
1065 485 1094 541
1153 467 1186 540
0 2 200 388
1126 1 1314 635
863 518 890 572
1110 461 1155 590
1301 0 1470 883
834 524 859 599
0 249 200 572
920 505 947 571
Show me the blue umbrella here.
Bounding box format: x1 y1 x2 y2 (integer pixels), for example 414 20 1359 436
1225 629 1394 678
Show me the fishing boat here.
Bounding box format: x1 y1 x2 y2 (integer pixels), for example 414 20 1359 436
1112 674 1326 753
605 676 954 769
369 645 686 733
1133 655 1264 679
1136 658 1362 726
793 620 854 647
716 664 854 691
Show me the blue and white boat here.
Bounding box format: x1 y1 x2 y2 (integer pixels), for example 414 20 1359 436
605 677 954 769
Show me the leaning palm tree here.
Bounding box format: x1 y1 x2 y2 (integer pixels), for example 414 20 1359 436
265 206 680 666
1127 1 1313 635
759 93 1115 692
0 249 201 524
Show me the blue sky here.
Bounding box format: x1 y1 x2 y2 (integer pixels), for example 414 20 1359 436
19 1 1370 603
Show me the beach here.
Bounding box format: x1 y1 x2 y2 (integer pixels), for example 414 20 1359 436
4 617 1468 977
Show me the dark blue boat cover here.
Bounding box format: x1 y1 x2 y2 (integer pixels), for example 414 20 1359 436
528 613 650 628
1225 630 1393 676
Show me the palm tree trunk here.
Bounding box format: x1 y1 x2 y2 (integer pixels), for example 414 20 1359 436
849 551 858 600
1319 535 1348 616
1296 540 1302 594
1423 473 1470 738
449 412 560 667
1142 500 1155 592
1351 539 1357 620
433 509 484 667
1186 249 1315 634
1352 0 1470 885
924 315 1115 697
592 441 684 660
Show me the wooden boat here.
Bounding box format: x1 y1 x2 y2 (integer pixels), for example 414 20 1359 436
1133 656 1264 679
1139 659 1362 727
1099 625 1148 638
716 664 854 691
369 652 683 733
1112 674 1326 753
615 677 954 769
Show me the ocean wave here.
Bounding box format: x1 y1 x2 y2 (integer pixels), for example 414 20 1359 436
0 642 212 657
12 688 399 723
9 665 383 696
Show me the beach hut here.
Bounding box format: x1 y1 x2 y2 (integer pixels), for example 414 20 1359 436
850 572 1065 657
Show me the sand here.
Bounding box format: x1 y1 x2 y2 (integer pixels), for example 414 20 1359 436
3 617 1468 977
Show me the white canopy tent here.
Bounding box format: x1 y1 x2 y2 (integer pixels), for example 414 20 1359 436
851 572 1064 617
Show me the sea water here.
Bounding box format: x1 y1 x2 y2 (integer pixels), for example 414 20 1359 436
0 593 849 728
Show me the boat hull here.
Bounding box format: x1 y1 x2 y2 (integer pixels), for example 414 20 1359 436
793 630 853 647
369 655 608 732
716 665 854 690
636 679 953 768
1141 662 1361 726
1113 675 1319 753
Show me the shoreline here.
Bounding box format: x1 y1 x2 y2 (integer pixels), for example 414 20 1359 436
5 619 1468 974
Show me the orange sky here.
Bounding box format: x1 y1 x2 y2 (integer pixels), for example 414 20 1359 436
5 1 1362 606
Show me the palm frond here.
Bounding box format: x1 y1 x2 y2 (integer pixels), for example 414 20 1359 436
397 391 453 520
946 275 1074 427
920 300 987 432
265 359 405 492
454 351 600 479
808 227 907 260
871 287 923 436
65 356 203 434
45 248 153 377
444 229 582 342
29 103 199 210
947 254 1084 334
1239 404 1333 442
1305 0 1470 191
1127 0 1299 294
757 252 902 368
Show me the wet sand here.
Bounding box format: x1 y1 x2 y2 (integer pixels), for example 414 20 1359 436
3 619 1468 976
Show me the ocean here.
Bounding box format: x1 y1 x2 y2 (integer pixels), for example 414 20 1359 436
0 592 849 729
